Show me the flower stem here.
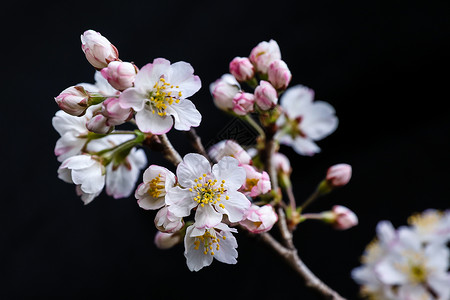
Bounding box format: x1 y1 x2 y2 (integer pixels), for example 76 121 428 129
243 115 266 140
299 188 321 212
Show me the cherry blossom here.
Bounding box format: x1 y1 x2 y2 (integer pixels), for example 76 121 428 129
184 223 238 271
119 58 201 134
165 153 250 229
275 85 338 156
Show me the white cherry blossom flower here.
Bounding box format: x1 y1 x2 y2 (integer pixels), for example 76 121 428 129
352 219 450 300
275 85 338 156
166 153 250 229
184 223 238 271
78 71 120 97
58 154 105 204
207 139 252 165
119 58 202 134
135 165 176 210
52 109 92 162
408 209 450 245
154 206 184 233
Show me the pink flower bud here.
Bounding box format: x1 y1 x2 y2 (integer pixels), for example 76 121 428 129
210 74 240 111
254 80 278 110
55 86 89 116
326 163 352 187
229 57 254 82
101 61 138 91
331 205 358 230
207 140 252 165
240 164 271 197
81 30 119 69
154 206 184 233
232 92 255 116
240 204 278 233
154 231 182 250
86 114 112 134
101 97 133 126
249 39 281 74
268 59 292 90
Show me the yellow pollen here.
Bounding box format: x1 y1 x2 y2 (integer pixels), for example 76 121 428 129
147 77 182 116
147 174 165 198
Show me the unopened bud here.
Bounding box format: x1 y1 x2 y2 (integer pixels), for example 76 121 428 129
55 86 89 116
240 204 278 233
249 39 281 74
154 231 182 250
268 59 292 90
254 80 278 110
101 97 133 126
229 57 254 82
326 164 352 187
81 30 119 69
101 61 138 91
210 74 240 111
232 92 255 116
325 205 358 230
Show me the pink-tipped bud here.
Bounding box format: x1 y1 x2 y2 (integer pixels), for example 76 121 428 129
273 152 292 175
81 30 119 69
232 92 255 116
240 204 278 233
326 163 352 187
154 231 182 250
207 140 252 165
55 86 89 116
86 114 112 134
101 97 133 126
254 80 278 110
249 39 281 74
240 164 271 197
210 74 240 111
229 57 255 82
268 59 292 90
330 205 358 230
101 61 138 91
154 206 184 233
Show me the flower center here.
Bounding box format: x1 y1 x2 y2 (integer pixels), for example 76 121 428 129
189 174 229 209
408 211 442 231
147 77 182 116
147 174 165 198
193 229 227 256
246 178 259 190
409 263 427 283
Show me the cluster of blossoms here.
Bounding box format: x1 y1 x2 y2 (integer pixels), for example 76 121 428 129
352 210 450 300
53 30 357 277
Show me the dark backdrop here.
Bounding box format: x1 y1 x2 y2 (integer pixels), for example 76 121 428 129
2 0 450 298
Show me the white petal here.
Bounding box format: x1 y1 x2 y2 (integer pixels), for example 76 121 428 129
291 136 321 156
176 153 211 187
194 205 222 229
374 257 408 285
214 230 238 265
135 108 174 134
165 186 197 217
167 99 201 131
62 155 96 170
428 272 450 300
119 88 145 111
138 194 165 210
212 156 245 191
301 101 338 140
55 133 86 162
168 61 201 98
219 190 251 223
184 225 214 271
280 85 314 119
134 59 170 90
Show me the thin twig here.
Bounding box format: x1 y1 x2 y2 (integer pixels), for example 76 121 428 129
257 231 346 300
159 134 182 166
185 128 211 162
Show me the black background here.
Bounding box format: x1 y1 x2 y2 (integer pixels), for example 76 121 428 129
2 0 450 298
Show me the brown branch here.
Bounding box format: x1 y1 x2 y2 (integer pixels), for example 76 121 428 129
159 134 182 166
185 128 211 162
258 231 346 300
